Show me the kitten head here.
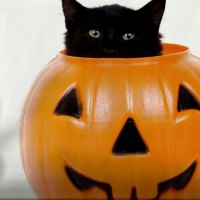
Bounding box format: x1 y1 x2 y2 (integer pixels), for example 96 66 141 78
62 0 166 58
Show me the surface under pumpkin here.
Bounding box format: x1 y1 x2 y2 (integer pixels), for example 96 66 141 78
21 43 200 199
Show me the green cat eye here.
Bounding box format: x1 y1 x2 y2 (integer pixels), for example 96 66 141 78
89 29 101 38
122 33 135 41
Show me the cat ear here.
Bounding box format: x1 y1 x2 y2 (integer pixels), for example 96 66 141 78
62 0 86 26
138 0 166 28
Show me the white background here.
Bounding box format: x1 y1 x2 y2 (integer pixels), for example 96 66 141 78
0 0 200 198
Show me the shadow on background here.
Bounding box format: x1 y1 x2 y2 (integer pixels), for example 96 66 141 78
0 129 37 199
0 156 4 180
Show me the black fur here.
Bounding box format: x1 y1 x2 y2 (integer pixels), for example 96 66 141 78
62 0 166 58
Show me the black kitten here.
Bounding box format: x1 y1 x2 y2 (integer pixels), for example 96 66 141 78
62 0 166 58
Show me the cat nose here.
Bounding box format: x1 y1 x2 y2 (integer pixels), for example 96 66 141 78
103 48 116 55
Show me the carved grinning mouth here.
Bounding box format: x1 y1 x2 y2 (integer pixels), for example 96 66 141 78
65 161 197 200
65 166 114 199
156 161 197 199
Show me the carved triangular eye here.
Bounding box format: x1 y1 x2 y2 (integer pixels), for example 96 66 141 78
55 88 82 118
178 85 200 112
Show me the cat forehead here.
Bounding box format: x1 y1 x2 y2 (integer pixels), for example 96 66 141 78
102 4 131 14
92 4 136 18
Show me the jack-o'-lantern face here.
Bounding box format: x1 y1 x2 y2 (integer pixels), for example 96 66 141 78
21 44 200 199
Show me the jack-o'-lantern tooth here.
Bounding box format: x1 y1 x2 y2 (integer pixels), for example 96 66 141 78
112 118 149 155
136 183 158 199
178 85 200 112
112 185 133 200
55 87 82 118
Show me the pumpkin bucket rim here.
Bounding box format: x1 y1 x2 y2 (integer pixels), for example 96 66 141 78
57 43 189 64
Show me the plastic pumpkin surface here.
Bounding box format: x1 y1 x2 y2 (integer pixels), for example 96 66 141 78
21 43 200 199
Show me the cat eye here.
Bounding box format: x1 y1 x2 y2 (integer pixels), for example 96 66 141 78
122 33 135 41
89 29 101 39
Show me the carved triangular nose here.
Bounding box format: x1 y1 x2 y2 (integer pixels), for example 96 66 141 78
112 118 149 155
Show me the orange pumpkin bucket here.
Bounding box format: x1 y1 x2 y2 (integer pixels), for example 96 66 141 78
20 43 200 199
